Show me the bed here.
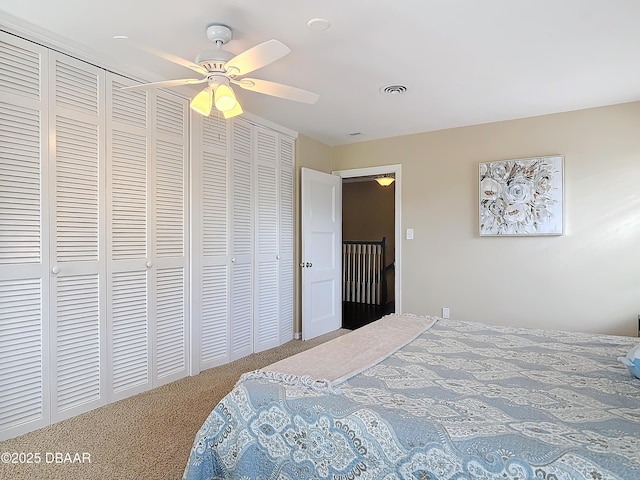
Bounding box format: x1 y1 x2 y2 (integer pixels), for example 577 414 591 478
183 314 640 480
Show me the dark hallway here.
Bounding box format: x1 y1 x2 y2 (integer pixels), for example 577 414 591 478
342 300 396 330
341 175 396 330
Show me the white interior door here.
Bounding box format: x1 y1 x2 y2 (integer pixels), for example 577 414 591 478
301 168 342 340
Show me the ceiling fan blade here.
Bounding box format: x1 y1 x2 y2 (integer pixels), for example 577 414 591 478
224 39 290 76
121 78 207 92
114 36 207 75
234 78 319 104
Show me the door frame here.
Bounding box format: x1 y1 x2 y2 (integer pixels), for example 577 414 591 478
332 164 402 315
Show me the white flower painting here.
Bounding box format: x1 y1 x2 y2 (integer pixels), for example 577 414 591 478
479 155 563 236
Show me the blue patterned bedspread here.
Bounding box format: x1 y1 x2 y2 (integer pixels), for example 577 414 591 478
183 319 640 480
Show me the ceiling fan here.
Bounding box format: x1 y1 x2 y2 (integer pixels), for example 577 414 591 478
116 24 319 119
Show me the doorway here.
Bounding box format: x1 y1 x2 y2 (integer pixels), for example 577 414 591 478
334 165 402 329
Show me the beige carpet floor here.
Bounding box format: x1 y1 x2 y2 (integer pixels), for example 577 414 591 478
0 328 349 480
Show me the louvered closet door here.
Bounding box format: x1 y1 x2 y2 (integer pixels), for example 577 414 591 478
105 74 151 400
229 119 253 360
151 91 189 386
195 114 230 369
254 127 280 352
0 32 50 441
279 135 295 342
49 53 106 422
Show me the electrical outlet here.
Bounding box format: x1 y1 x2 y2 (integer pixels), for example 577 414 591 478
442 307 450 319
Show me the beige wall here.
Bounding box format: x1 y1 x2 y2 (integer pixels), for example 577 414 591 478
330 102 640 336
342 181 395 250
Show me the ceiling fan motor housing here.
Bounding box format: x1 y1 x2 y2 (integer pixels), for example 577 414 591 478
195 50 234 73
199 25 235 73
206 25 232 45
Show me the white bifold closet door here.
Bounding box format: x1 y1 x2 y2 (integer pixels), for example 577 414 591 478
0 32 52 440
106 75 189 399
0 31 189 441
0 43 108 432
278 135 295 343
192 114 230 370
107 75 188 399
254 126 279 352
148 91 189 387
254 126 295 352
191 115 295 372
106 74 151 401
229 118 254 361
49 52 107 423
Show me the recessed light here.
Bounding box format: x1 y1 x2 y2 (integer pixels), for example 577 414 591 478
307 18 331 31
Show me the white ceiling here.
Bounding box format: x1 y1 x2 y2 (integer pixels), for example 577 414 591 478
2 0 640 146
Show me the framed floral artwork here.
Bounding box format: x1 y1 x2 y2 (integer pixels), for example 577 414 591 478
479 155 563 236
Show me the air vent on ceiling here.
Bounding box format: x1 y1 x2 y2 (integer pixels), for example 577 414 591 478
379 84 408 95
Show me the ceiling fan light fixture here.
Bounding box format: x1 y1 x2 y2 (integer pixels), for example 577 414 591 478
190 87 213 116
214 83 238 112
223 101 243 119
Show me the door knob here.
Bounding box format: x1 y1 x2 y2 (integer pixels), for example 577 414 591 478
52 266 60 274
